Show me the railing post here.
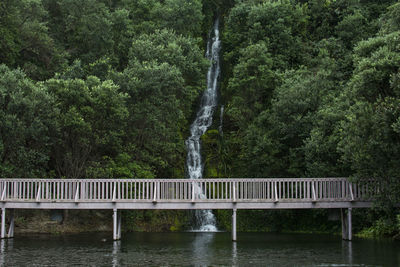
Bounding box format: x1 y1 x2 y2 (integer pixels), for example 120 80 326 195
192 181 195 202
74 183 80 202
274 182 278 202
349 183 354 201
153 182 158 203
36 183 41 202
112 182 116 202
1 183 6 201
233 182 236 203
312 181 316 202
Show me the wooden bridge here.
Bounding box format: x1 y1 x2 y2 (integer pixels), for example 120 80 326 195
0 178 378 241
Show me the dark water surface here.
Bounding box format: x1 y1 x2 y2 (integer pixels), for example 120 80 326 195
0 232 398 266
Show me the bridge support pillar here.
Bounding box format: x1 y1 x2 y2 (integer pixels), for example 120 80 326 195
232 208 237 242
1 208 5 239
7 209 14 238
341 208 352 241
113 209 121 241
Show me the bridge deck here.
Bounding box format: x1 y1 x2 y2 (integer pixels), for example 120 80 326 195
1 178 378 240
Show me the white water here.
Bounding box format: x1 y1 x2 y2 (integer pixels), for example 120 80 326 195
185 18 221 232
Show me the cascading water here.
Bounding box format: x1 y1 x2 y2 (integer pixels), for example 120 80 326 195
185 18 221 232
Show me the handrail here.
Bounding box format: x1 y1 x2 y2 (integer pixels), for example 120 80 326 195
0 178 378 202
0 177 350 182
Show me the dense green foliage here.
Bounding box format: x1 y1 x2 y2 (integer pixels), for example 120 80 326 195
1 0 399 235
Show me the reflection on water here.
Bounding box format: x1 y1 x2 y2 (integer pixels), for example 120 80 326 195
112 241 121 267
0 232 398 266
342 240 353 265
232 241 238 267
192 232 215 266
0 239 5 266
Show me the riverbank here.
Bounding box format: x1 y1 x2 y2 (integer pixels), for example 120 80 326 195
12 210 190 234
11 210 400 240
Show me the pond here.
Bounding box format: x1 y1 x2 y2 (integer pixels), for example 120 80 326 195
0 232 398 266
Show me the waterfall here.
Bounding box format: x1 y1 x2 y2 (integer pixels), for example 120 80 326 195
185 18 221 232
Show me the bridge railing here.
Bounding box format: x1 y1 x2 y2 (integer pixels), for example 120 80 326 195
0 178 378 202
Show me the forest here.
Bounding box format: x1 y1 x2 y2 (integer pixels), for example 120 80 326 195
0 0 399 237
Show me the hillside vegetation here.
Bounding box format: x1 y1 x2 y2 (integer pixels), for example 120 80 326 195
1 0 399 236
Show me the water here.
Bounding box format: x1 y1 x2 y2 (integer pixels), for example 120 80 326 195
1 232 398 266
185 18 221 231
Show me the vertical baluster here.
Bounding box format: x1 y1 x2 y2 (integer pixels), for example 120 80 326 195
128 182 131 199
264 181 267 199
246 182 249 199
89 182 92 200
146 182 151 199
334 181 338 199
160 182 163 200
277 181 280 200
229 182 232 200
18 182 22 200
187 181 190 200
61 181 64 200
124 181 127 200
141 181 144 200
100 181 103 199
297 181 300 199
147 181 149 200
28 182 31 199
179 182 182 200
224 182 226 200
22 182 25 200
283 182 286 199
327 181 330 198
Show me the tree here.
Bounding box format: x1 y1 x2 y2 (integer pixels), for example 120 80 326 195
51 0 115 64
0 0 64 80
0 65 57 177
338 5 400 206
226 41 278 129
128 29 208 119
45 76 128 178
116 61 187 177
152 0 204 37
